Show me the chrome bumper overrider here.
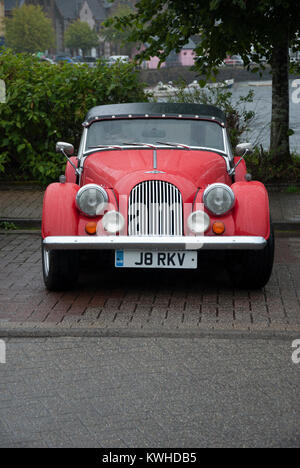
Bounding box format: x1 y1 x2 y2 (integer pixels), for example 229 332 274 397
43 236 267 251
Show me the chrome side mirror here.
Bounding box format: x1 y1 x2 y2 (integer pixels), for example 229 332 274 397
235 142 253 156
56 141 80 176
229 143 254 176
56 141 74 156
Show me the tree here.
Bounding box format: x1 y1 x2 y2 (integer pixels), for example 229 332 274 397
4 4 54 53
65 21 99 57
102 2 136 56
108 0 300 162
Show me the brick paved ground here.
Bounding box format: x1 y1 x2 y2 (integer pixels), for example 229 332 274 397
1 189 300 224
0 234 299 334
0 233 299 448
0 190 43 222
0 336 299 448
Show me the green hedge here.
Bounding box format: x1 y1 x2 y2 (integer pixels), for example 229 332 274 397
0 50 147 184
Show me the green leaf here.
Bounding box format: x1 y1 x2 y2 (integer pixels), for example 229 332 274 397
0 49 148 184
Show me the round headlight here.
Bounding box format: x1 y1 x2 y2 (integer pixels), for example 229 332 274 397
187 211 210 234
76 184 108 217
102 211 125 234
203 184 235 216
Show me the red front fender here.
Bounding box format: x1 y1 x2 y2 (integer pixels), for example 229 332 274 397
42 183 80 239
192 181 270 238
231 181 270 239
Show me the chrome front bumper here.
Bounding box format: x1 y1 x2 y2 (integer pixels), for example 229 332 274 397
43 235 267 251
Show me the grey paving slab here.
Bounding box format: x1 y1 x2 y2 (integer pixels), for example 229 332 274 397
0 336 299 447
270 192 300 223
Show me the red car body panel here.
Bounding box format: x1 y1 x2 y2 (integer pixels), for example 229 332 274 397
77 148 234 237
81 149 231 194
77 188 119 236
193 187 236 236
231 181 270 239
233 157 247 182
42 182 79 238
65 157 78 184
42 147 270 240
192 180 270 238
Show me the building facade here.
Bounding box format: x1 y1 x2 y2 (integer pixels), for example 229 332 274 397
4 0 26 18
1 0 133 57
27 0 111 55
145 39 197 69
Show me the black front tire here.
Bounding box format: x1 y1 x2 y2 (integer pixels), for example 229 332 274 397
230 224 275 289
42 243 79 291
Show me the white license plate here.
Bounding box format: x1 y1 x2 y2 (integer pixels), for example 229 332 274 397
115 250 197 269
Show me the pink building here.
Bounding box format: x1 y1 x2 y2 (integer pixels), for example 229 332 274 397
147 55 166 69
178 39 196 66
138 38 197 69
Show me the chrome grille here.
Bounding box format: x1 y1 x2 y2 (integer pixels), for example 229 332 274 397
128 181 183 236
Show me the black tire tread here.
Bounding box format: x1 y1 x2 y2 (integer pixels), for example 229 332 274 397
231 222 275 289
42 245 79 291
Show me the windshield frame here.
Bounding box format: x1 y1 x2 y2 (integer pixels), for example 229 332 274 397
80 117 230 159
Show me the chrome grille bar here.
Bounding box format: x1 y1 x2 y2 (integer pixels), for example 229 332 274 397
128 181 183 236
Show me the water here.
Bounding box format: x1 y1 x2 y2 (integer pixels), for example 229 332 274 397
157 80 300 154
232 81 300 154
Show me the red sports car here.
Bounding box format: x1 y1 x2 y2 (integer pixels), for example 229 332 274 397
42 103 274 290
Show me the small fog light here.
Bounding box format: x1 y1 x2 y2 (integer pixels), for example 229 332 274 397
212 222 225 235
102 211 125 234
187 211 210 234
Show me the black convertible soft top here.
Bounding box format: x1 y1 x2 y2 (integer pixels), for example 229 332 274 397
83 102 226 127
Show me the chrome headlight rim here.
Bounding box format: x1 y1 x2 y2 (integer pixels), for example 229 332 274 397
203 183 235 216
76 184 108 217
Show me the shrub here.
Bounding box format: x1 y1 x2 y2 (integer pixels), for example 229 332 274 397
246 147 300 183
0 50 147 184
0 221 17 231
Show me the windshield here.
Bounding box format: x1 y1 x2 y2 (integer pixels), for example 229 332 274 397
85 119 225 152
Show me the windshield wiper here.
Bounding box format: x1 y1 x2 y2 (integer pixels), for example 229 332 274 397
122 142 158 149
87 144 124 150
156 141 191 150
86 142 159 153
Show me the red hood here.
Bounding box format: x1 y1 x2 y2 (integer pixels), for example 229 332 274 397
81 148 231 202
